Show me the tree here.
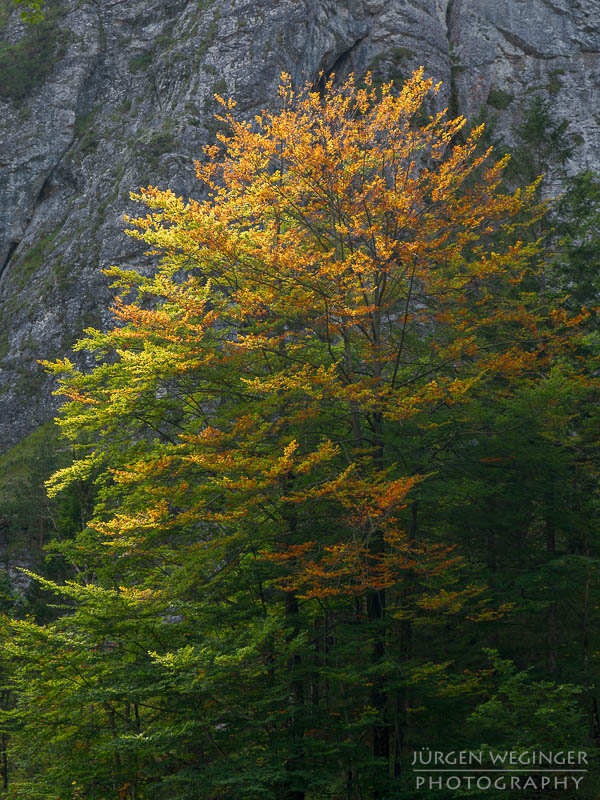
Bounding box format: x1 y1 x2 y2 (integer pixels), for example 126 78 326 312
1 70 587 799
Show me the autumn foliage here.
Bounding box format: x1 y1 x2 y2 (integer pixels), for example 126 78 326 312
46 70 558 587
10 69 588 798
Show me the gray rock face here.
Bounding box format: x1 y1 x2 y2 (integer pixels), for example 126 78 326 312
0 0 598 452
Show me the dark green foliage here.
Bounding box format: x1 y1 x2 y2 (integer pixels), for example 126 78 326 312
138 129 176 169
468 653 597 799
74 108 101 154
0 4 67 100
0 424 65 558
212 78 227 95
0 1 12 33
508 95 575 183
367 46 413 92
0 423 91 617
11 227 59 289
0 330 9 360
552 170 600 311
487 87 513 110
197 17 218 56
548 68 565 94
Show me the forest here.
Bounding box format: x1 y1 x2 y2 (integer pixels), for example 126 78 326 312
0 61 599 800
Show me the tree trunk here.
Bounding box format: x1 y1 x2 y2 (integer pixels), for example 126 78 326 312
284 589 305 800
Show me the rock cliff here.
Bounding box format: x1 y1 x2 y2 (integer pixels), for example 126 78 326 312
1 0 598 451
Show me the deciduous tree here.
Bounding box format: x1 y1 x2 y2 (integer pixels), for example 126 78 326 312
2 70 588 799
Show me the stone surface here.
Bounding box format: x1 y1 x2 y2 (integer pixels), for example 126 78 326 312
0 0 598 452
